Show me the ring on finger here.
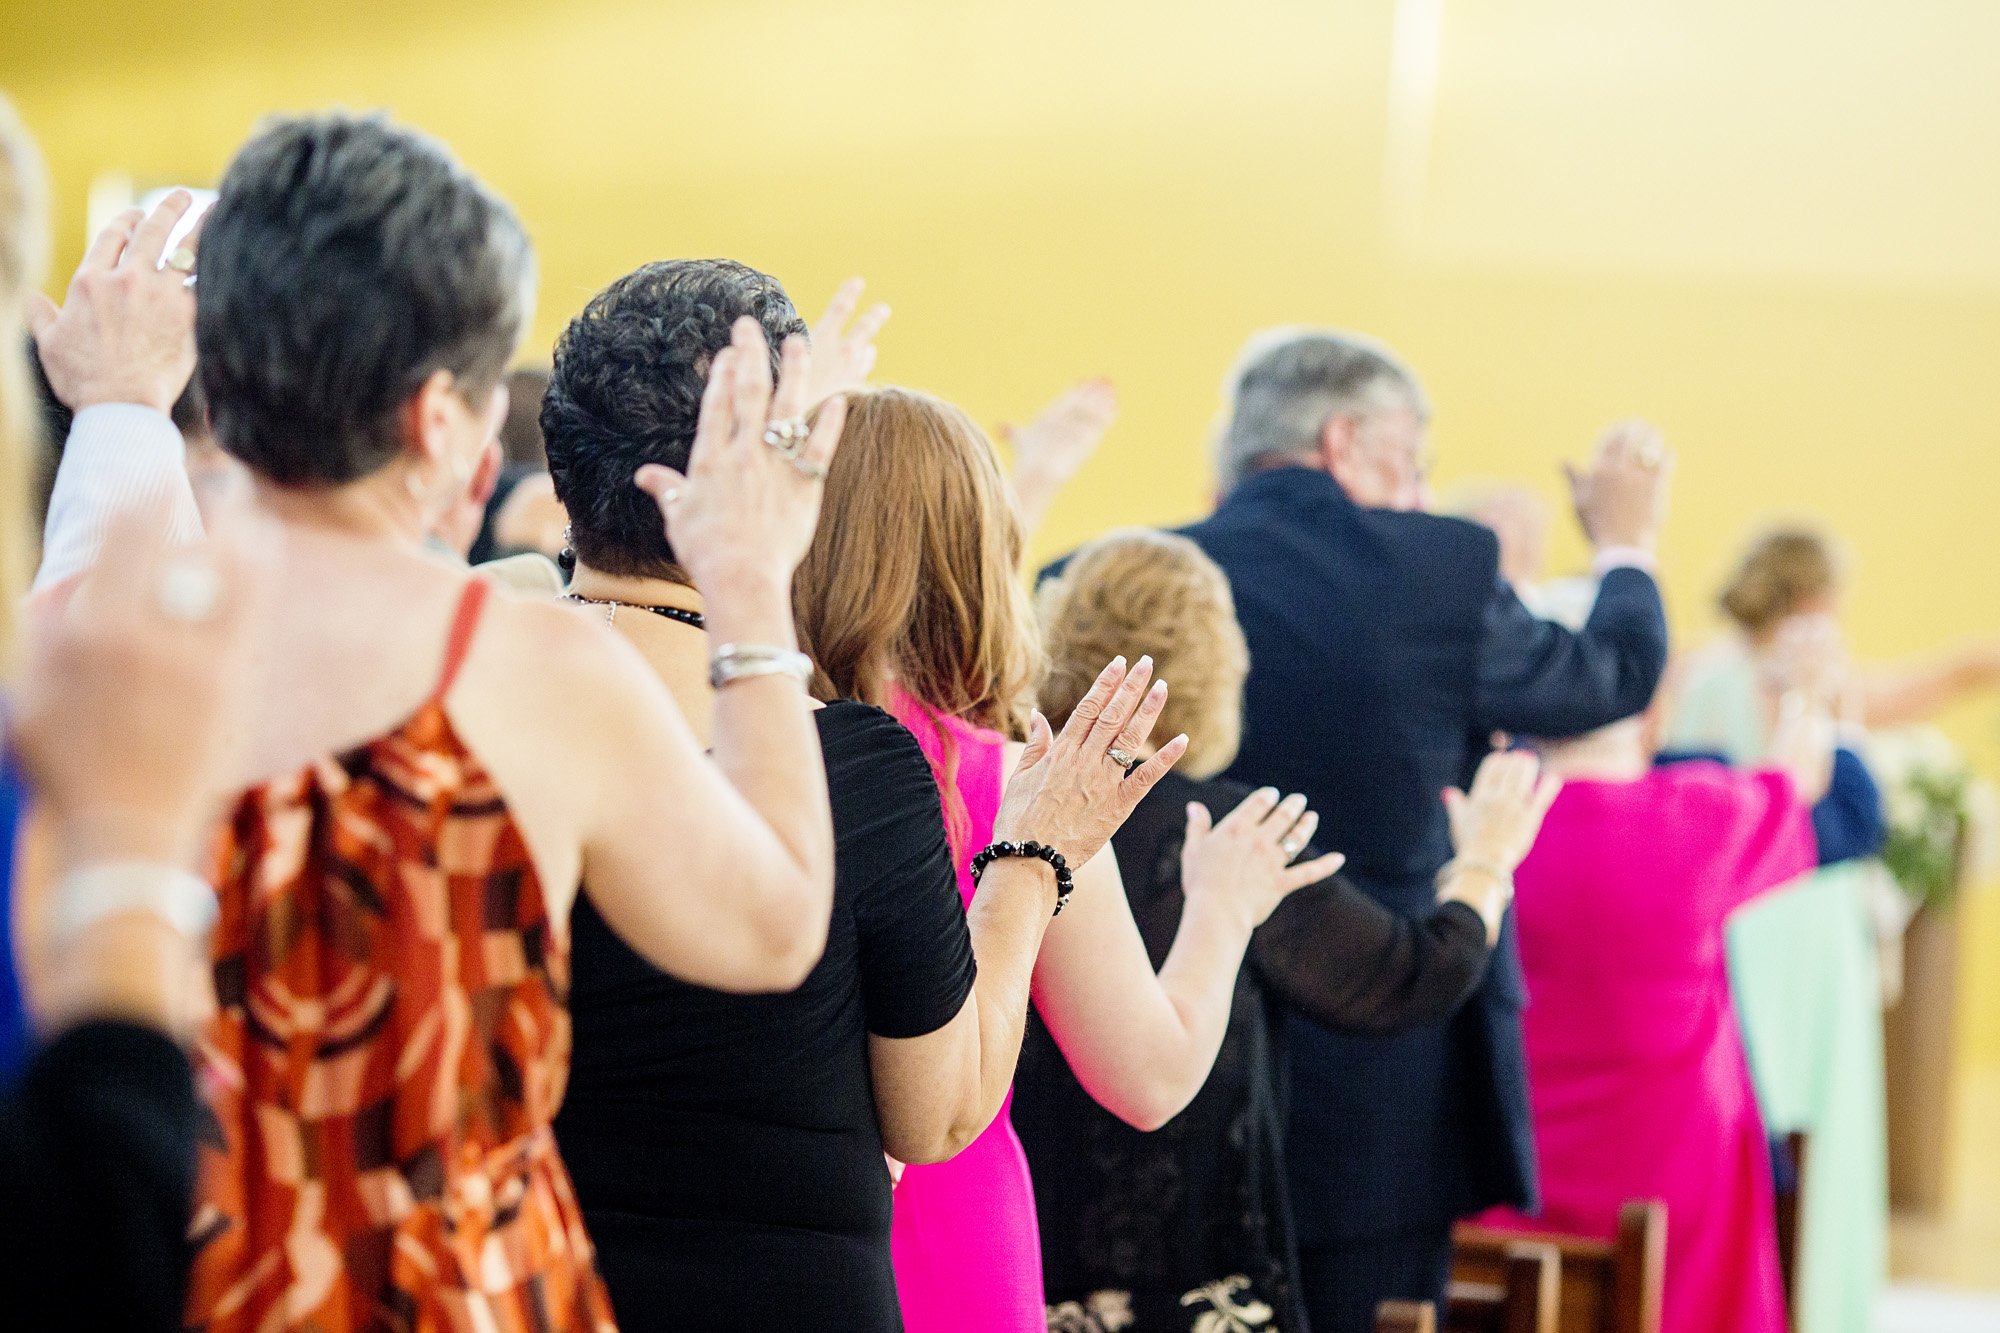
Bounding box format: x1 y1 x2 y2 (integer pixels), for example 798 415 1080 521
1280 836 1305 857
787 456 827 482
156 557 224 624
165 245 197 275
762 418 811 459
1106 747 1137 770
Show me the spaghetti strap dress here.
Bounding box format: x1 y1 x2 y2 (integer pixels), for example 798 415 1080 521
184 579 617 1333
886 694 1046 1333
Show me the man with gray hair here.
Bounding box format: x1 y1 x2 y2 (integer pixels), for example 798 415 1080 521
1055 327 1672 1329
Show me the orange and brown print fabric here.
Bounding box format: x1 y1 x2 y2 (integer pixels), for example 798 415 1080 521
184 693 616 1333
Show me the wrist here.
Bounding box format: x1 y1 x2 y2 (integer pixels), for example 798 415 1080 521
1181 880 1262 940
52 802 211 871
975 855 1060 914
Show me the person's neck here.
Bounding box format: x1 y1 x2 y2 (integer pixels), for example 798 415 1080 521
566 564 705 615
252 474 432 547
1537 728 1651 783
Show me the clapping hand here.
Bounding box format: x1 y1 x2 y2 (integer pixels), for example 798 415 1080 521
1563 420 1671 554
635 317 846 602
991 655 1189 872
804 277 890 407
1181 788 1347 933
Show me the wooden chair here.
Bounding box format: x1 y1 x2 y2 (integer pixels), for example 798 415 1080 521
1443 1241 1559 1333
1451 1199 1666 1333
1375 1299 1437 1333
1772 1130 1807 1329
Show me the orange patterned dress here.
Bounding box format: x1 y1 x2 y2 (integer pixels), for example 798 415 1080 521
185 580 618 1332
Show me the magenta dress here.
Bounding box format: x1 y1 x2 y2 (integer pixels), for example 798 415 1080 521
885 694 1045 1333
1477 763 1817 1333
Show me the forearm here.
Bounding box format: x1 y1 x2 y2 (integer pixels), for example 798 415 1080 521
697 580 837 944
1862 646 2000 728
1765 694 1835 803
1128 892 1256 1127
36 406 200 593
884 859 1055 1163
1008 465 1063 540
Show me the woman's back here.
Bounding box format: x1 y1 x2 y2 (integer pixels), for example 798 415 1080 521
186 578 617 1332
885 701 1046 1333
1484 761 1815 1333
557 700 974 1332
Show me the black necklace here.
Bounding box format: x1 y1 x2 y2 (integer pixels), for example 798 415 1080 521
563 594 706 630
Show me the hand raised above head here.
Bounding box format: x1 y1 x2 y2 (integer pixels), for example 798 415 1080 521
804 277 890 407
991 655 1189 873
30 189 201 415
1562 418 1672 554
634 316 847 602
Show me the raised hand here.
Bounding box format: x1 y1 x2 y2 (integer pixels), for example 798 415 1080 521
634 316 847 601
1180 788 1347 933
1563 419 1671 554
14 477 269 870
991 655 1190 872
1762 612 1849 708
30 188 201 413
804 277 890 406
1001 378 1117 534
1443 749 1564 875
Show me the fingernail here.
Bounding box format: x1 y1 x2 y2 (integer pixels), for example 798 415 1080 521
1149 680 1167 698
1107 656 1126 673
1136 655 1153 672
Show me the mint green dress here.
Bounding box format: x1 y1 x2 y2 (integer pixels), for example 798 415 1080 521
1667 643 1885 1333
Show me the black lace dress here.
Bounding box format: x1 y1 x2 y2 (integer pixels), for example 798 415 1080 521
1012 771 1491 1333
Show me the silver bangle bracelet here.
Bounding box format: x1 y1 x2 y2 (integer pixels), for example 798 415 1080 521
1436 856 1514 897
50 860 218 949
709 643 814 690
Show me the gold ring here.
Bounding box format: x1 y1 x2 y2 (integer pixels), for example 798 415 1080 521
165 245 197 274
1107 748 1136 769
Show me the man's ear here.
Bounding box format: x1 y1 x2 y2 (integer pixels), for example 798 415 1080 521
1318 412 1357 478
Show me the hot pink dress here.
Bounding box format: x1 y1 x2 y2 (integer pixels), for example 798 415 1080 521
885 695 1046 1333
1476 763 1816 1333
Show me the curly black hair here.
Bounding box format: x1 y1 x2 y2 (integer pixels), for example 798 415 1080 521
541 259 807 579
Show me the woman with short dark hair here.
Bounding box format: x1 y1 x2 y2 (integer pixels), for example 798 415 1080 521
543 258 1177 1333
43 112 855 1333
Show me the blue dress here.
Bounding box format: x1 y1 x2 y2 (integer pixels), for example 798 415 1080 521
0 755 31 1082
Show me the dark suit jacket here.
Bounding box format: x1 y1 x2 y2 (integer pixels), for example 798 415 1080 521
1049 467 1669 1242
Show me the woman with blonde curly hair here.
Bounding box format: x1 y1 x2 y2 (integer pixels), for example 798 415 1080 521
1014 528 1561 1333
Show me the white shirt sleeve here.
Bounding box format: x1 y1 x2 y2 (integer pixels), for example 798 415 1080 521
34 404 203 592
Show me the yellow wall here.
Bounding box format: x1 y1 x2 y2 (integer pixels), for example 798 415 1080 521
6 0 2000 1096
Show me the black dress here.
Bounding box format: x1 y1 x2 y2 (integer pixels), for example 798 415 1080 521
1012 770 1491 1333
0 1021 200 1331
555 702 976 1332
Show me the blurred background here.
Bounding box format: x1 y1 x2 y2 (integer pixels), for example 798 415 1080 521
5 0 1997 1319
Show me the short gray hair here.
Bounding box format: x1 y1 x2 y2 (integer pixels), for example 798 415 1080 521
1214 327 1429 492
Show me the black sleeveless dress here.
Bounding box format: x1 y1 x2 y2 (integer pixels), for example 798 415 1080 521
557 702 976 1332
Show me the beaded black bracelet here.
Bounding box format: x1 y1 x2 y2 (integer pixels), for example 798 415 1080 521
969 839 1076 916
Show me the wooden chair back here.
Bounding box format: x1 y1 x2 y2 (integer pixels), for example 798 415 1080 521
1773 1130 1807 1328
1451 1199 1666 1333
1445 1241 1559 1333
1376 1299 1438 1333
